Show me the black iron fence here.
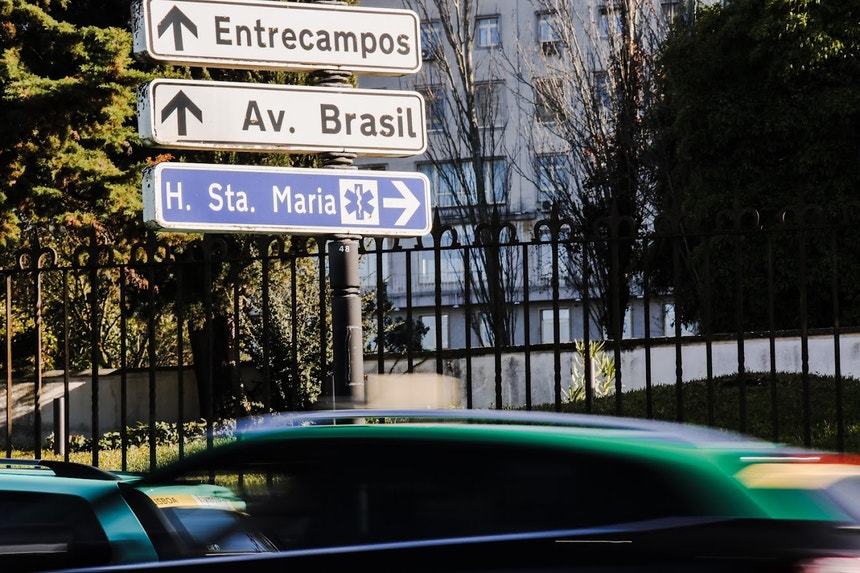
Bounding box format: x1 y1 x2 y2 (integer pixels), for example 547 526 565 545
2 203 859 465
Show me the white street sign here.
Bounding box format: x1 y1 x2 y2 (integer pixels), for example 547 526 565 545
137 79 426 156
131 0 421 75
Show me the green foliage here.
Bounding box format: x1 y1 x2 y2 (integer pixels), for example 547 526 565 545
241 248 328 412
0 0 151 251
557 372 860 453
43 418 235 453
563 340 616 403
0 2 330 410
362 279 429 355
652 0 860 331
35 433 231 472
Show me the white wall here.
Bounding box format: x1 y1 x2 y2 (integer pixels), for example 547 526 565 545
3 332 855 445
367 333 860 409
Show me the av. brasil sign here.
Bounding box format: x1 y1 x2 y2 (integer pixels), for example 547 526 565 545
143 163 432 237
131 0 421 75
137 79 426 156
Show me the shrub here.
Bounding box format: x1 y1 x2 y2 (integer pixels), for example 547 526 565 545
44 419 236 454
563 340 616 403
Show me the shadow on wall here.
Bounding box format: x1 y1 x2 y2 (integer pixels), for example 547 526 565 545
1 369 463 449
0 369 200 449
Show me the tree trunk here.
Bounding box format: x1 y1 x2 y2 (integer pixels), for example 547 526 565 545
189 315 233 421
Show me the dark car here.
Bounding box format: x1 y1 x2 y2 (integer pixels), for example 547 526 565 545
53 409 860 572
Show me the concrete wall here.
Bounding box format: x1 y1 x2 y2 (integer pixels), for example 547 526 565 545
0 369 200 448
3 333 857 445
370 333 860 409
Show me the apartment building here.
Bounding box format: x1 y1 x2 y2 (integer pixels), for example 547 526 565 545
353 0 703 349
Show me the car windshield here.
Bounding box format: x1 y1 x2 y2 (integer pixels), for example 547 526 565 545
157 507 276 555
134 484 277 557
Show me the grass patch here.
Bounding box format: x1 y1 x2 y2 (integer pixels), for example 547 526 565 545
10 420 237 472
11 441 221 472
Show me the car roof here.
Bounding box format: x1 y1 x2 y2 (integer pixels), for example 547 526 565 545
0 459 124 498
132 408 810 485
234 408 787 450
0 458 123 480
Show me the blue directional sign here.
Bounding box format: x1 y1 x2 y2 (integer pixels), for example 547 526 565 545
143 162 432 237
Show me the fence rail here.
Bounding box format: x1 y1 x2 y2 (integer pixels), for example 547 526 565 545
2 203 858 466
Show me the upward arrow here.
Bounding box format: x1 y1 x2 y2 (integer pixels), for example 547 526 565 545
160 91 203 136
157 6 198 51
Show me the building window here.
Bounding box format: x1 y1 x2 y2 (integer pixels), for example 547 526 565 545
418 85 445 130
475 81 505 127
599 5 623 38
535 239 555 284
419 161 457 207
421 21 442 60
534 77 563 123
662 303 696 337
419 314 449 350
358 249 382 290
418 250 462 286
663 303 676 336
475 312 493 347
537 12 561 55
477 15 500 48
464 158 506 204
536 154 570 205
419 158 507 207
541 307 571 344
661 0 683 24
623 305 633 338
592 70 612 112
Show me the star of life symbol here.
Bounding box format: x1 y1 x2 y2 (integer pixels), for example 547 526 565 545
340 179 380 226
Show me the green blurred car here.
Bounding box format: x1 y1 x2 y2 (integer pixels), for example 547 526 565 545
14 409 860 573
115 410 860 565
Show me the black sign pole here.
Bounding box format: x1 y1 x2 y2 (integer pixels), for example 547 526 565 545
314 0 364 409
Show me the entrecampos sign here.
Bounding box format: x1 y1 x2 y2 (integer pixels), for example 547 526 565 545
137 79 426 156
131 0 422 75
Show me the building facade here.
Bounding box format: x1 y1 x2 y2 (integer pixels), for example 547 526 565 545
354 0 704 350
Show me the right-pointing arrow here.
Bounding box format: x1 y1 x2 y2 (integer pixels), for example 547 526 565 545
157 6 198 51
385 181 421 226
